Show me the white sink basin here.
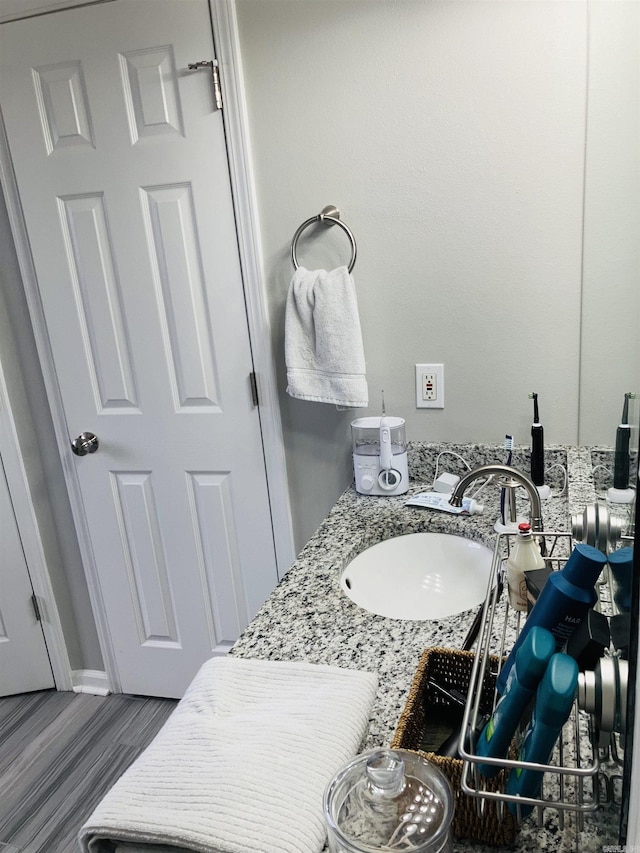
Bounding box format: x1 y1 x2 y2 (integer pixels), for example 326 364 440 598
340 532 493 620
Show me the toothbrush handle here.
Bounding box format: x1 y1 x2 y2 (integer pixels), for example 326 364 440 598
614 427 631 489
379 422 393 470
531 425 544 486
500 450 516 524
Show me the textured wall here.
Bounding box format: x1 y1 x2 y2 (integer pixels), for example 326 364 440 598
236 0 597 549
579 0 640 444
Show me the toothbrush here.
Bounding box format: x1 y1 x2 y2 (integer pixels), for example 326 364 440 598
379 390 393 472
529 392 545 487
500 435 514 525
613 392 636 490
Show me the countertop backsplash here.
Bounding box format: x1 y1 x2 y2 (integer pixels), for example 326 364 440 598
588 445 638 495
231 443 625 852
406 442 571 491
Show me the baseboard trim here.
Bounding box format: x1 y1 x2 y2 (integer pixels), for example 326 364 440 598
71 669 111 696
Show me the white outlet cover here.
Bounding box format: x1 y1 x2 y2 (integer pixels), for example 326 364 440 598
415 363 444 409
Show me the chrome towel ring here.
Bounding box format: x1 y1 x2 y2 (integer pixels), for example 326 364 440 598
290 205 357 273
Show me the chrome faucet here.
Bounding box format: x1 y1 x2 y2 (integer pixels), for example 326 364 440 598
449 464 544 534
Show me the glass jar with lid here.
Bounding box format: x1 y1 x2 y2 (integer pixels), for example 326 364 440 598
323 748 454 853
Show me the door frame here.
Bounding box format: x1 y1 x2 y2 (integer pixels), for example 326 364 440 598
209 0 295 580
0 0 295 694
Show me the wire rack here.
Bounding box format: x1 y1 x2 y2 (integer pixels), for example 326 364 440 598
457 531 609 830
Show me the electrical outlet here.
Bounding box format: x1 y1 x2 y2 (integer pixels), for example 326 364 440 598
423 372 437 400
415 363 444 409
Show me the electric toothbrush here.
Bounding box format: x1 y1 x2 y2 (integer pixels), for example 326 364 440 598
529 393 551 500
607 392 637 505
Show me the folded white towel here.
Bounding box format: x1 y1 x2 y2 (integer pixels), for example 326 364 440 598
285 266 368 407
114 846 186 852
79 657 378 853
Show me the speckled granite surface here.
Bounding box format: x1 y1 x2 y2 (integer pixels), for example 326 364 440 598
231 443 625 852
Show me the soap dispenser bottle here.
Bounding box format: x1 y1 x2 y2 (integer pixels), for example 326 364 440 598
505 522 546 611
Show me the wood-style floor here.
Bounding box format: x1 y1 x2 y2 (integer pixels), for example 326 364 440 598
0 690 177 853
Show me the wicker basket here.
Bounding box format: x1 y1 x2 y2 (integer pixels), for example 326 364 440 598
391 647 518 846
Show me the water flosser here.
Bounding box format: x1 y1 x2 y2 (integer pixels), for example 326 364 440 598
379 392 393 473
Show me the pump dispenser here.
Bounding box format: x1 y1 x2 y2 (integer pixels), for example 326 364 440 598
505 522 546 611
496 543 606 694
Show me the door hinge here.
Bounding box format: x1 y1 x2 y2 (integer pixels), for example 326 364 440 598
31 593 42 622
187 59 223 110
249 371 259 407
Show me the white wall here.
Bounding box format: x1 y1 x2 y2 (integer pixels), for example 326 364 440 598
236 0 592 548
579 0 640 444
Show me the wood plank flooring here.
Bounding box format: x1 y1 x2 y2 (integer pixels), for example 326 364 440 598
0 690 177 853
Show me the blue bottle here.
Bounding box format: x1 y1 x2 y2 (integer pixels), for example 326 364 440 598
496 543 606 694
608 546 634 613
507 653 578 816
476 626 555 777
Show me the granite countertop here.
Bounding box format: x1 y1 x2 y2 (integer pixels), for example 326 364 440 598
231 443 623 852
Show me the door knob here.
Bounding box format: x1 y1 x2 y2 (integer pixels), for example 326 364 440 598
71 432 99 456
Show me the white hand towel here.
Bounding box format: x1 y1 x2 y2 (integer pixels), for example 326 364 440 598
79 657 378 853
285 266 368 407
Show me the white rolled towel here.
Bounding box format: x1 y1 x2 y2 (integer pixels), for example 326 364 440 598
79 657 378 853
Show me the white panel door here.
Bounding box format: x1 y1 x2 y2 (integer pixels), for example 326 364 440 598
0 0 279 697
0 456 54 696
